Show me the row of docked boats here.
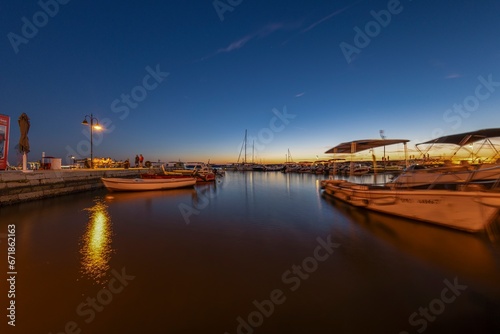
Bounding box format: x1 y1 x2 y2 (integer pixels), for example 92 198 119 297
280 161 404 175
321 128 500 233
222 161 403 174
101 162 220 192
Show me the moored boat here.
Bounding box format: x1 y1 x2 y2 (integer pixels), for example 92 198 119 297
321 179 500 232
141 173 195 180
321 131 500 233
392 128 500 189
101 177 196 192
160 163 216 182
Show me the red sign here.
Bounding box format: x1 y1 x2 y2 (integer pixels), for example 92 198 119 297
0 114 10 170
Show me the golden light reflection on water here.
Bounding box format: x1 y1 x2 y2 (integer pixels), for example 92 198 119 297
80 199 113 284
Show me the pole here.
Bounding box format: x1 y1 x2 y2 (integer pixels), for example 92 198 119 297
90 114 93 169
379 130 386 172
350 141 355 177
82 113 99 169
383 145 386 171
244 129 247 164
404 142 408 168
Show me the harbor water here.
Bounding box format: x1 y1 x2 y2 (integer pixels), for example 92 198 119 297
2 171 500 333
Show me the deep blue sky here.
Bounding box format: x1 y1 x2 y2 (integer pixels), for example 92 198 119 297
2 0 500 165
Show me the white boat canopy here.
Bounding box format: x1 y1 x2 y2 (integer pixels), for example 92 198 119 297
325 139 410 154
416 128 500 147
416 128 500 161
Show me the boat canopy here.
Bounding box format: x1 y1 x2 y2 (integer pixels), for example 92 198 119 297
416 128 500 147
415 128 500 161
325 139 410 154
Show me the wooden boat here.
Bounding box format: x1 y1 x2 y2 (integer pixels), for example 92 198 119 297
141 173 194 180
101 177 196 192
321 131 500 233
160 163 216 182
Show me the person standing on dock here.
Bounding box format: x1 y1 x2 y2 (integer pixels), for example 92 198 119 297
139 154 144 168
135 155 140 167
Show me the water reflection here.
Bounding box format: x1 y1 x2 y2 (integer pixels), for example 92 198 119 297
80 199 113 284
104 188 197 204
334 172 396 184
193 182 218 207
322 194 500 296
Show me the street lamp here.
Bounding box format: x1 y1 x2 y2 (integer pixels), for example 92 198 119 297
379 130 386 170
82 114 102 169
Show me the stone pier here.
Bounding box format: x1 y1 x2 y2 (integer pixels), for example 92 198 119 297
0 169 147 206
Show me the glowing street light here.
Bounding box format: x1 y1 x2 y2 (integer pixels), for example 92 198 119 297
81 114 102 169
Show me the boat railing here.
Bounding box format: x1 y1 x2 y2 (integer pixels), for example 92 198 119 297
390 163 500 190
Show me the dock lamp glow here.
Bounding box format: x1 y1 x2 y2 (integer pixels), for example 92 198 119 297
81 114 102 169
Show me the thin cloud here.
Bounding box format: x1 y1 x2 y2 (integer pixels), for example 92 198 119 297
198 22 301 61
445 73 462 79
302 2 361 33
217 23 287 54
295 92 305 98
217 35 253 53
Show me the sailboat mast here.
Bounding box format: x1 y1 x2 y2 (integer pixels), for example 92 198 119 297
244 129 247 164
252 140 254 164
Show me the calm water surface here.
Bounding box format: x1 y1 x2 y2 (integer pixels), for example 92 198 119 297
2 171 500 334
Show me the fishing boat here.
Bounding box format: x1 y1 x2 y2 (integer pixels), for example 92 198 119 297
141 173 195 180
101 177 196 192
252 164 266 171
345 163 370 176
154 163 216 182
321 131 500 233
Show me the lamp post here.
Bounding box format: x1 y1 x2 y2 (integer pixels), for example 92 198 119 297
81 114 102 169
379 130 386 171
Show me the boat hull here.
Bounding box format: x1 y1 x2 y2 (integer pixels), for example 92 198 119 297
101 177 196 192
322 180 500 232
141 173 194 180
145 172 215 183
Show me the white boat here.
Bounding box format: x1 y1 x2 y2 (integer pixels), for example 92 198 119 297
392 163 500 189
322 179 500 232
345 164 370 176
321 132 500 233
392 128 500 189
164 162 216 182
101 177 196 192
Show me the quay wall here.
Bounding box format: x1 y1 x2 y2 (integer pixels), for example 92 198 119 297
0 169 146 206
